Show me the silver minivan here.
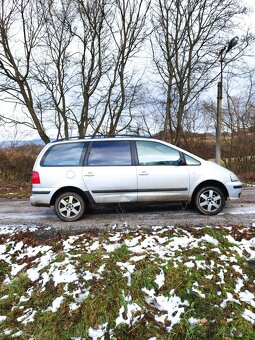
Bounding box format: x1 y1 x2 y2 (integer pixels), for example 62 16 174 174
30 136 242 221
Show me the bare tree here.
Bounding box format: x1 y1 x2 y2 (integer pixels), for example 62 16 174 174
31 0 112 139
151 0 251 145
199 62 255 172
0 0 50 143
93 0 151 135
31 0 76 140
222 66 255 172
0 0 150 141
69 0 113 137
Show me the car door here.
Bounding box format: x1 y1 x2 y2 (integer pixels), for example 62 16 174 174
135 140 190 202
82 140 137 203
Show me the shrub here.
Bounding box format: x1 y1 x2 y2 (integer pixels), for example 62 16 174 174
0 144 42 182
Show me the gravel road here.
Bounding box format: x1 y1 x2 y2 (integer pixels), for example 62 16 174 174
0 187 254 234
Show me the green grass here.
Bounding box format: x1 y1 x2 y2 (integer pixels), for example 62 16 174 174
0 225 255 339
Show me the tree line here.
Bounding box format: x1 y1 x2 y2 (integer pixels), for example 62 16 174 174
0 0 254 147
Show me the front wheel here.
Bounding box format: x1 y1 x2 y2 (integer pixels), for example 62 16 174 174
54 192 85 222
195 186 225 215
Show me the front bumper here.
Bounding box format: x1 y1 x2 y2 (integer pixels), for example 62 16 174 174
226 181 243 200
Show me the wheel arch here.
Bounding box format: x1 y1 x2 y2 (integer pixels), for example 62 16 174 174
50 186 91 206
192 180 229 203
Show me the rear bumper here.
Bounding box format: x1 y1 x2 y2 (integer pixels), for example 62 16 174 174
30 190 51 207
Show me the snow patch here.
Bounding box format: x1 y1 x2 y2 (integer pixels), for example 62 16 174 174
155 270 165 289
143 288 189 332
47 296 64 312
242 309 255 323
0 316 7 323
88 323 108 339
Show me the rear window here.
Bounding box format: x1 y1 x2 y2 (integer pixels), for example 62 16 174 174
88 141 132 166
41 142 87 166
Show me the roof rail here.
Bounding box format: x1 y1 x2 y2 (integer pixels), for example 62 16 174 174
52 134 151 142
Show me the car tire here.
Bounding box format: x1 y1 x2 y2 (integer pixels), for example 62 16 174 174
195 186 225 215
54 192 85 222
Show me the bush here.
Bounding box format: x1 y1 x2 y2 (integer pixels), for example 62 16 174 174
0 144 42 183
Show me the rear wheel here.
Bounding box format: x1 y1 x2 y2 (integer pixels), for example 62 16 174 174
195 186 225 215
54 192 85 222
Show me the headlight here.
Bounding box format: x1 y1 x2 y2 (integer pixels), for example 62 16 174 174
230 173 239 182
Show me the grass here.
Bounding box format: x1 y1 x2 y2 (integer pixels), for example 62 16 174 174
0 225 255 339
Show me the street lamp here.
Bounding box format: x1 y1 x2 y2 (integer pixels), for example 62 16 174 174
215 36 239 165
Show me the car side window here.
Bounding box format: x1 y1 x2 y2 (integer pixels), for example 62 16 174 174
184 154 201 165
41 142 87 166
136 141 181 166
88 141 132 166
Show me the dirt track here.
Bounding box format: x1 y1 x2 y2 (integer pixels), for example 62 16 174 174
0 187 254 235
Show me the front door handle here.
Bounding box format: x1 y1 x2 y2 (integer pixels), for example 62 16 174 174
138 171 149 176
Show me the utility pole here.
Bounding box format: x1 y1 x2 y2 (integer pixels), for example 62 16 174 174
215 36 239 165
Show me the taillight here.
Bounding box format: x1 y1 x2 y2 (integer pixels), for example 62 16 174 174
32 171 40 184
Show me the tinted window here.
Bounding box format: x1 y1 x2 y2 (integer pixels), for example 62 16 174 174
41 142 86 166
136 141 180 165
88 141 132 166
